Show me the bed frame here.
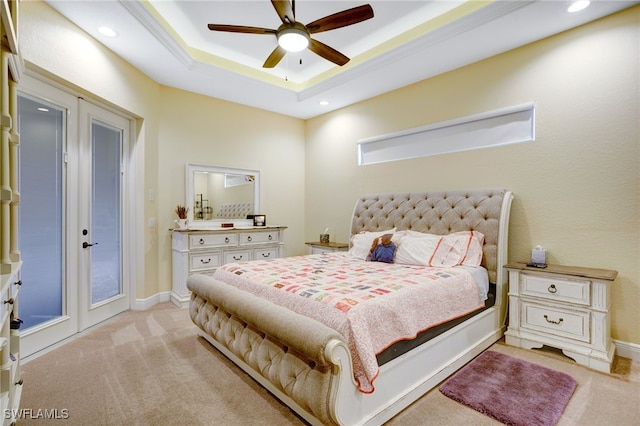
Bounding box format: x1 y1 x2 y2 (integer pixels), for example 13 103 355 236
188 188 513 425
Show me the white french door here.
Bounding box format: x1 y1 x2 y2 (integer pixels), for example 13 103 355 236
77 100 130 329
18 75 132 357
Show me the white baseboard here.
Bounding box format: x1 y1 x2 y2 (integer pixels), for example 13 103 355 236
134 291 171 310
614 339 640 362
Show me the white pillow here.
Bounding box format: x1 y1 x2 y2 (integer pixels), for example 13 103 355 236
430 231 485 267
348 228 396 260
394 230 485 267
395 233 442 266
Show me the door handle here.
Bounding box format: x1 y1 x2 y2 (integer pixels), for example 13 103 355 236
82 242 98 249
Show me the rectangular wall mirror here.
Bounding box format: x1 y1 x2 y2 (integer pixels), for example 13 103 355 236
185 163 260 228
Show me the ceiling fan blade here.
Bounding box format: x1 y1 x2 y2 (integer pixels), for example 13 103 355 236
263 45 287 68
271 0 295 24
207 24 276 35
306 4 374 34
308 39 350 66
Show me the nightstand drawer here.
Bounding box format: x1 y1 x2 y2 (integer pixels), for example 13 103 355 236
521 301 590 343
190 252 223 271
522 274 590 306
310 246 335 254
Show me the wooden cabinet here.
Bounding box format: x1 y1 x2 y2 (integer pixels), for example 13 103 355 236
1 1 23 422
0 270 22 426
504 262 617 373
172 227 286 308
305 241 348 255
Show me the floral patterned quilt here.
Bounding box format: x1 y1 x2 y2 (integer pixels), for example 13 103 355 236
213 252 485 393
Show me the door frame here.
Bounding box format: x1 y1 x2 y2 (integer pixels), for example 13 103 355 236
18 72 142 358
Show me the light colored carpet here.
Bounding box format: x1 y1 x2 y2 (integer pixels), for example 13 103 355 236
19 303 640 425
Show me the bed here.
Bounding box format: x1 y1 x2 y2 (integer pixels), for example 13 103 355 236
188 188 513 425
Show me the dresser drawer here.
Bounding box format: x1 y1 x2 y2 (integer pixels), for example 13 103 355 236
239 230 278 245
190 252 222 271
224 250 251 264
190 233 238 249
521 274 590 306
521 301 590 343
254 247 279 260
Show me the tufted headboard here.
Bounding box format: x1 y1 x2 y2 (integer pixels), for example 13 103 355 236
350 188 512 285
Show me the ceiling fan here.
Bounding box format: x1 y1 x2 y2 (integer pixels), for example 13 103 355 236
207 0 374 68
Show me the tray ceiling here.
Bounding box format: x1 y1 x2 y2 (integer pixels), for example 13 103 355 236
44 0 637 118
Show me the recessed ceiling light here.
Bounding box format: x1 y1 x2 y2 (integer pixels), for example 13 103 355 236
98 26 118 37
319 100 329 106
567 1 590 13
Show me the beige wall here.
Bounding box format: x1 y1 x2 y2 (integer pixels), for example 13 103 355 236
305 7 639 344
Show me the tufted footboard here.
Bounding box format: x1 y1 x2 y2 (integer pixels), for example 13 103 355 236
188 273 352 425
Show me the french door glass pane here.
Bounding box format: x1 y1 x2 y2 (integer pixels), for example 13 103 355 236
90 122 122 304
17 96 64 329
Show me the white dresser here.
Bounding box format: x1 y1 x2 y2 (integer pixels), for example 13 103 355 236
504 262 617 373
171 226 286 308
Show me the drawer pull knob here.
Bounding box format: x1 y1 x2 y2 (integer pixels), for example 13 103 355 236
547 284 558 294
233 255 243 261
247 236 252 242
225 237 230 243
199 238 205 245
262 253 271 258
200 258 211 264
268 235 273 241
544 314 563 325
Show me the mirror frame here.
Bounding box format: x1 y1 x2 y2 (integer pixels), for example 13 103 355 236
185 163 260 226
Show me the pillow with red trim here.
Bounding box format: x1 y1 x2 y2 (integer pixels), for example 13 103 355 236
430 231 485 267
394 230 485 267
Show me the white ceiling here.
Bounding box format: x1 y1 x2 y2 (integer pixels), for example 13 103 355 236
44 0 637 119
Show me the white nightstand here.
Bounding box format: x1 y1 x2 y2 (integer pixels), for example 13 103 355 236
305 241 348 255
504 262 617 373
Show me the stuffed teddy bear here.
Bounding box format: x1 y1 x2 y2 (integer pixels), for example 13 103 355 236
367 233 396 263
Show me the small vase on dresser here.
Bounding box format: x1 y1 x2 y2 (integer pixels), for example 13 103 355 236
171 225 286 308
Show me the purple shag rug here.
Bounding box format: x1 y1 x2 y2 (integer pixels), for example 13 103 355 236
440 350 577 426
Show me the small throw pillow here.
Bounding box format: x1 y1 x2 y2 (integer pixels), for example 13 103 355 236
368 234 397 263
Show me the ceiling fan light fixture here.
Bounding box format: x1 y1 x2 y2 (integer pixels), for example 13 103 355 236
567 1 590 13
277 27 310 52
